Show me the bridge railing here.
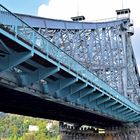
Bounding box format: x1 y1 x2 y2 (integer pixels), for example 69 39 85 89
0 4 140 113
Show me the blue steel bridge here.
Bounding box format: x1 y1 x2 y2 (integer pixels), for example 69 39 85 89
0 5 140 128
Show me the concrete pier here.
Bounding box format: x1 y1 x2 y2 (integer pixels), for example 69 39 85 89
59 122 140 140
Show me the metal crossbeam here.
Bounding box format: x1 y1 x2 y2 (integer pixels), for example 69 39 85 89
89 92 104 102
44 78 77 95
21 67 59 86
112 104 123 111
104 100 117 109
80 88 96 98
127 114 140 121
56 82 87 99
121 109 133 116
125 111 136 118
96 96 110 105
0 39 11 53
131 116 140 122
116 107 128 114
76 88 96 104
0 51 32 72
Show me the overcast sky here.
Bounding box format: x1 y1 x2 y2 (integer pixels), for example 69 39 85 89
1 0 140 71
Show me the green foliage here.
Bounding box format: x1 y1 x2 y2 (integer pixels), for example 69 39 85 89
22 133 36 140
0 113 60 140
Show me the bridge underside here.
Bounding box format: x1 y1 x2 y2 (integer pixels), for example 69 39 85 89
0 84 122 128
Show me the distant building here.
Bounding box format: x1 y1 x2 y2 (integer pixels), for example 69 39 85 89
29 125 39 132
46 121 53 131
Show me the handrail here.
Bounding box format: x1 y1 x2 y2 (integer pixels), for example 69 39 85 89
0 4 140 114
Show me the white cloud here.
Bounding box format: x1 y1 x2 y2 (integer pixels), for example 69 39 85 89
38 0 77 20
38 0 120 21
38 0 140 24
38 4 48 18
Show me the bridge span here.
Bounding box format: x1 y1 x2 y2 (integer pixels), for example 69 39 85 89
0 4 140 132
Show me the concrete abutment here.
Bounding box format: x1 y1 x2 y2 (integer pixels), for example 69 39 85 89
59 122 140 140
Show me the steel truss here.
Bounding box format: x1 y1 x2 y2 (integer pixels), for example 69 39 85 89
30 18 139 104
1 7 139 104
0 5 140 124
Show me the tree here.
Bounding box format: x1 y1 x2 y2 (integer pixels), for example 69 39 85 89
36 133 46 140
10 125 18 137
22 133 36 140
0 113 60 140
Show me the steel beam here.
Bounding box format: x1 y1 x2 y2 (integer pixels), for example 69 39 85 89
20 66 59 86
116 107 128 114
111 104 123 111
89 92 104 102
44 78 77 95
76 88 96 104
104 100 117 109
67 83 88 101
125 111 137 118
131 116 140 122
0 51 33 72
56 82 87 99
80 88 96 98
0 39 11 53
96 96 110 106
67 87 96 102
121 109 133 116
127 113 140 121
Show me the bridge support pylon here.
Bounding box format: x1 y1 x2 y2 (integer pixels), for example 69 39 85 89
59 122 140 140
